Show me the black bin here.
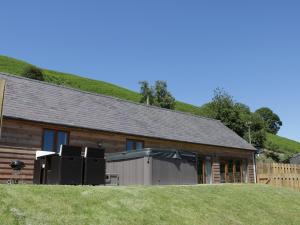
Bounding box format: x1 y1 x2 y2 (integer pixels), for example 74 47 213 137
33 158 42 184
47 145 83 185
83 147 106 185
33 156 50 184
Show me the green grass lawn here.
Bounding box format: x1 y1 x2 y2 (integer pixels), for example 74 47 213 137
0 184 300 225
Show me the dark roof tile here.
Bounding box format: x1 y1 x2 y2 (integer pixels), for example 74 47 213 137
0 73 255 150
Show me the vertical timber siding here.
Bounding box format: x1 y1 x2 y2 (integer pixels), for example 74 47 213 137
212 157 221 183
247 156 255 183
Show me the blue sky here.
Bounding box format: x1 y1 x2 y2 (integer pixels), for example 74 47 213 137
1 1 299 141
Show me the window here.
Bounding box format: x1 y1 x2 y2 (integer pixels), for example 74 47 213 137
235 160 241 173
42 129 69 152
135 141 144 150
43 130 55 151
57 131 68 151
126 139 144 151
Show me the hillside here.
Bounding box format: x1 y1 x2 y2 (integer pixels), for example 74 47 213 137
265 133 300 155
0 55 299 156
0 55 206 116
1 184 300 225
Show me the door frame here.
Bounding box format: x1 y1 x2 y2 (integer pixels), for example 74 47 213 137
219 158 243 183
197 155 213 184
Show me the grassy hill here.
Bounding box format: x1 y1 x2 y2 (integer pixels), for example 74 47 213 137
1 184 300 225
0 55 299 156
265 133 300 155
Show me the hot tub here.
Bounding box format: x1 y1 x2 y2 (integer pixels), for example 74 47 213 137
106 148 198 185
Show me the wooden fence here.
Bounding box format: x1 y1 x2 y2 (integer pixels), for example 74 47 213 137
256 163 300 191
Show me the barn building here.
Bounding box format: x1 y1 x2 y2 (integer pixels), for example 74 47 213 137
0 73 256 184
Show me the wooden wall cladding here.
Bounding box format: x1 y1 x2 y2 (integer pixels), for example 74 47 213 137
0 120 42 148
0 118 256 183
0 146 37 183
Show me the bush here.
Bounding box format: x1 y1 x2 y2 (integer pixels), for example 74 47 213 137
22 66 44 81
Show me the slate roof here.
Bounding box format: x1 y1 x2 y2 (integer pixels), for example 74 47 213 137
0 73 255 150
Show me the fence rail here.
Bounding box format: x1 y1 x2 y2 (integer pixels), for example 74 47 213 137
256 163 300 191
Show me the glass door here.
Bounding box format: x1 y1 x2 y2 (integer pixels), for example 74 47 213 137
205 157 212 184
220 159 244 183
234 160 242 183
242 160 248 183
227 160 234 183
197 157 204 184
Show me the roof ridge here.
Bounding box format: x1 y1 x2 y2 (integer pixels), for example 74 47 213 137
0 72 220 123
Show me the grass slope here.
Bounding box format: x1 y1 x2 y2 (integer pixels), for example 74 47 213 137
265 133 300 155
0 55 206 116
0 184 300 225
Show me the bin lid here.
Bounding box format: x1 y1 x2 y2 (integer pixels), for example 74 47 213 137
106 148 197 162
36 151 56 159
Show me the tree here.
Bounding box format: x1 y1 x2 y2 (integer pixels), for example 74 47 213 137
139 81 154 105
203 88 245 136
242 112 267 148
203 88 266 148
22 66 44 81
154 81 175 109
255 107 282 134
138 80 176 109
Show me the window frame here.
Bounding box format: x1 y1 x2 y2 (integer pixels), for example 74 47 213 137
42 128 70 152
126 139 144 151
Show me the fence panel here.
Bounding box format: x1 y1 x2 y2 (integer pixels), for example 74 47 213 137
256 162 300 191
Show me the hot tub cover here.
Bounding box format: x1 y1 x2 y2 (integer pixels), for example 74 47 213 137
106 148 197 162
